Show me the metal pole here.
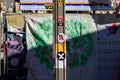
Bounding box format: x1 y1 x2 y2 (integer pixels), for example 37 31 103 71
0 0 7 76
3 13 7 76
53 0 66 80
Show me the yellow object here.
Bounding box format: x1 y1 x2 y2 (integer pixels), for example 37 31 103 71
58 0 63 6
53 43 66 53
6 15 25 29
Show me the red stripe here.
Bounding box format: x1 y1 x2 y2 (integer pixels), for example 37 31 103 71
58 16 63 21
3 44 7 56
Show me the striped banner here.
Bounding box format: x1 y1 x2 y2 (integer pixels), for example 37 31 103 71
20 0 113 10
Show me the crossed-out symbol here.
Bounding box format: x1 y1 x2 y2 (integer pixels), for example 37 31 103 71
59 34 64 40
58 33 65 43
57 52 65 61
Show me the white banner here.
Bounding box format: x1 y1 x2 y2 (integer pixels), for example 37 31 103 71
25 14 97 80
97 15 120 80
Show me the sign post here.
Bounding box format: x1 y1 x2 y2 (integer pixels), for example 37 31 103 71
53 0 66 80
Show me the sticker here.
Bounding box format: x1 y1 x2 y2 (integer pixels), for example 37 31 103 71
58 16 63 21
58 33 66 43
57 52 65 60
53 43 66 53
58 0 63 6
58 22 63 26
58 16 63 26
